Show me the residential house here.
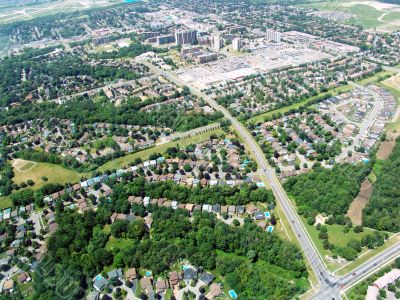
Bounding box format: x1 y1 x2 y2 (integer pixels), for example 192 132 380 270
199 273 215 286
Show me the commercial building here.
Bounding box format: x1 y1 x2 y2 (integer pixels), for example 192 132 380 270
232 38 242 51
157 34 176 45
92 35 111 46
198 53 218 64
198 35 212 46
212 34 223 51
266 29 281 42
175 30 197 46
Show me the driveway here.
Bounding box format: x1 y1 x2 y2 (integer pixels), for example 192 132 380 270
176 281 203 300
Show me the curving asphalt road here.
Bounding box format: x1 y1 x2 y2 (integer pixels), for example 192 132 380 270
139 58 400 300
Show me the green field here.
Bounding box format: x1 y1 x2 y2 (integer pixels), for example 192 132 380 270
300 215 375 271
0 160 85 209
249 84 353 123
356 70 395 86
297 1 400 30
13 160 84 189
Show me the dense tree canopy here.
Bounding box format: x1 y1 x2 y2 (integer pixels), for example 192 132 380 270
363 138 400 232
284 163 370 216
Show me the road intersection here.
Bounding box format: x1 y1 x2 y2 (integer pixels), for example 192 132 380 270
139 58 400 300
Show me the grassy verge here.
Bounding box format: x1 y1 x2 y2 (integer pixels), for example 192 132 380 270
97 128 224 171
248 84 353 123
336 234 400 276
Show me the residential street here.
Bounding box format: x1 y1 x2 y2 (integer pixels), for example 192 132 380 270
139 58 400 300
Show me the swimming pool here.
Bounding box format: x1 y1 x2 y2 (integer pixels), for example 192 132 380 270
95 274 103 281
229 290 238 299
267 226 274 233
264 211 271 218
145 271 152 277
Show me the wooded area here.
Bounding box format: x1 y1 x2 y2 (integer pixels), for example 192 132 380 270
284 164 370 216
363 138 400 232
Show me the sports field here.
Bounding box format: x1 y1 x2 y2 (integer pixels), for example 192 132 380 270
12 159 83 189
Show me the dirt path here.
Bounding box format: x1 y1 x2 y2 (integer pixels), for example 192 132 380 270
12 159 37 172
377 12 388 22
346 179 373 225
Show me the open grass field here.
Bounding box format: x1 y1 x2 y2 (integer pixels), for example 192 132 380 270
301 215 376 271
287 194 397 274
357 70 395 86
249 84 353 123
12 159 84 189
0 196 12 210
297 0 400 32
381 74 400 101
97 128 225 171
0 159 84 209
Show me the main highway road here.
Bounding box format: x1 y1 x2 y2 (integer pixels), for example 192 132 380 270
139 57 400 299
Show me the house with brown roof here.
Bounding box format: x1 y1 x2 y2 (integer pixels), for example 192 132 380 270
185 204 194 212
156 279 168 294
17 272 31 283
206 283 222 299
228 205 236 215
125 268 137 282
145 216 153 229
140 277 153 293
169 271 181 287
246 203 257 215
257 221 267 230
3 280 14 292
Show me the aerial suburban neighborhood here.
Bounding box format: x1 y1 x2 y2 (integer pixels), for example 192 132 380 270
0 0 399 300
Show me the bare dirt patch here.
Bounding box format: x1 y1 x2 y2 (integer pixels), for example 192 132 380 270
377 140 396 160
12 159 37 172
346 179 373 225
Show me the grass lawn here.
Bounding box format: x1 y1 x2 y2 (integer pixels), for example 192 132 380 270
356 70 395 86
249 84 352 123
381 74 400 101
336 233 400 276
0 160 84 210
0 195 13 210
165 288 173 300
12 160 84 189
286 195 387 273
105 236 135 252
97 128 224 171
300 214 375 271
